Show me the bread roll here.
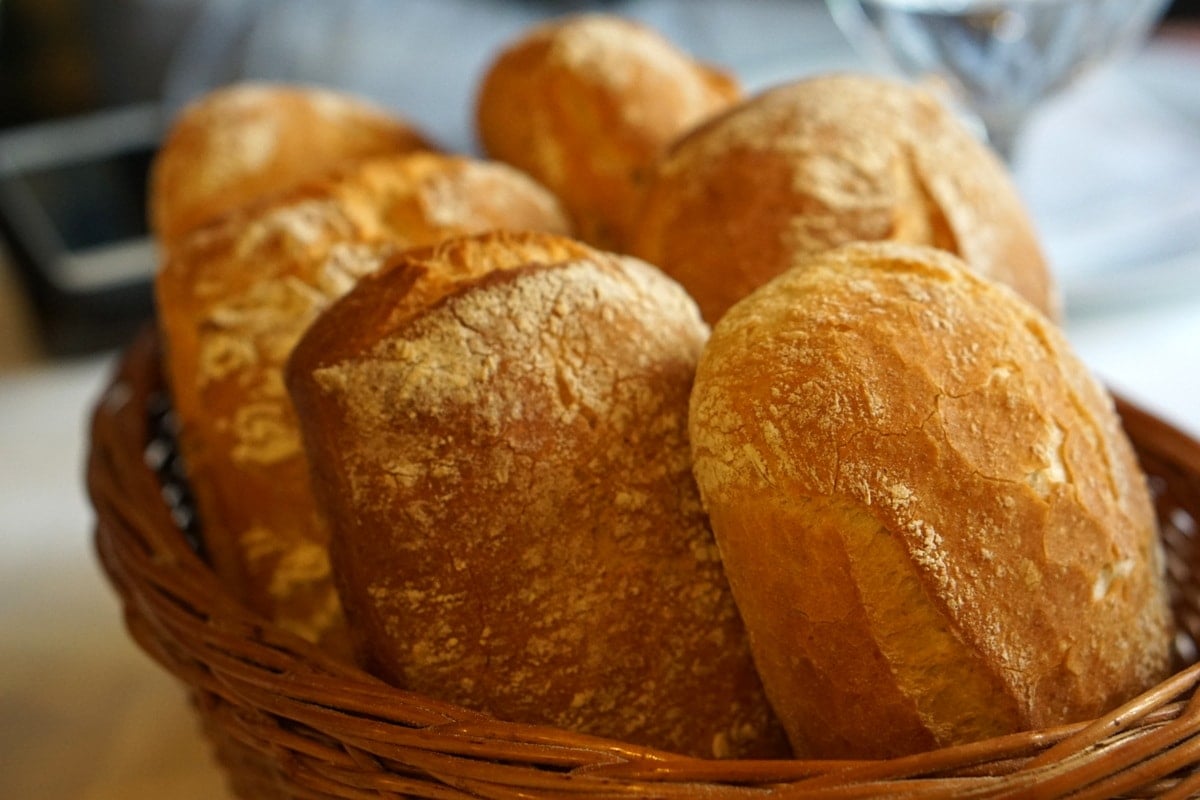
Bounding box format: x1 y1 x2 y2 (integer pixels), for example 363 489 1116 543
476 14 739 250
151 82 434 249
688 242 1171 759
156 155 570 652
285 231 789 759
631 74 1058 323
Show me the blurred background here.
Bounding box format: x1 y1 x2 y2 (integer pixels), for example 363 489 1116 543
0 0 1197 362
4 0 852 132
2 0 1195 130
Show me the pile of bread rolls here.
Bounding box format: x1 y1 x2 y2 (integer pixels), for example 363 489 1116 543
151 13 1173 762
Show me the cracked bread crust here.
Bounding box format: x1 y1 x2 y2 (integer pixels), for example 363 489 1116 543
151 82 436 249
476 14 740 251
156 158 569 654
688 241 1172 759
286 232 789 759
630 73 1057 323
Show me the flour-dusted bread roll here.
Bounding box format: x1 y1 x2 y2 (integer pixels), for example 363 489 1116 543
476 14 740 250
631 74 1057 323
689 242 1171 759
285 231 789 759
156 155 569 653
151 83 434 249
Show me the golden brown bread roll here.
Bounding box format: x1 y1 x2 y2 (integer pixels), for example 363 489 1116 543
285 231 789 759
151 82 434 249
156 155 570 652
476 14 740 250
631 73 1058 323
688 242 1171 759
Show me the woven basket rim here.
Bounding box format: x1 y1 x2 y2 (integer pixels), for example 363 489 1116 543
87 326 1200 799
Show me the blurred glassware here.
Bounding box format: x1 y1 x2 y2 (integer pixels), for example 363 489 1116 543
824 0 1172 161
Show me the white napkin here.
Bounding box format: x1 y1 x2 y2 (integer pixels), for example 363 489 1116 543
1017 36 1200 315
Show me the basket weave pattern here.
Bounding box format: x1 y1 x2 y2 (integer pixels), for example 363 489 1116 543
88 328 1200 799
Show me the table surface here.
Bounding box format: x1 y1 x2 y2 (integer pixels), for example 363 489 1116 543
2 4 1198 799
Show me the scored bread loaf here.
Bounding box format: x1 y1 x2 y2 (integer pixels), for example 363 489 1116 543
688 242 1172 759
151 82 434 249
476 14 740 251
630 73 1058 323
285 231 789 759
156 155 570 652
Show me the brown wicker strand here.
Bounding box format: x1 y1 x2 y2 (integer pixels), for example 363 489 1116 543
1062 732 1200 800
1028 662 1200 771
1156 761 1200 800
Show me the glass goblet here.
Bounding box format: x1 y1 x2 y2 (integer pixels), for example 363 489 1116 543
824 0 1172 162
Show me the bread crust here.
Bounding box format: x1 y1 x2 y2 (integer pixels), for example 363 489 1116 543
151 83 435 248
689 242 1172 758
156 156 569 651
631 74 1057 323
476 14 739 250
286 231 789 759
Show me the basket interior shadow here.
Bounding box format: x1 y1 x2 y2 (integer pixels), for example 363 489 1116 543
88 327 1200 799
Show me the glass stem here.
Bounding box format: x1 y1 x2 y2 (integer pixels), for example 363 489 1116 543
980 110 1026 164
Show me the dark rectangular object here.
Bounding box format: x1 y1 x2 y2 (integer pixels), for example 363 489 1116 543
0 104 164 357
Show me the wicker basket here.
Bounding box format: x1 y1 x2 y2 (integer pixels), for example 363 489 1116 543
88 326 1200 800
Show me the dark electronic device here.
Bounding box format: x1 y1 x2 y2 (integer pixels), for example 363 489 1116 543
0 105 164 356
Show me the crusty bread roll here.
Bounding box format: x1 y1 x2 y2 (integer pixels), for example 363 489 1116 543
151 82 434 249
285 231 789 759
631 74 1058 323
688 242 1171 759
476 14 740 250
156 155 570 652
